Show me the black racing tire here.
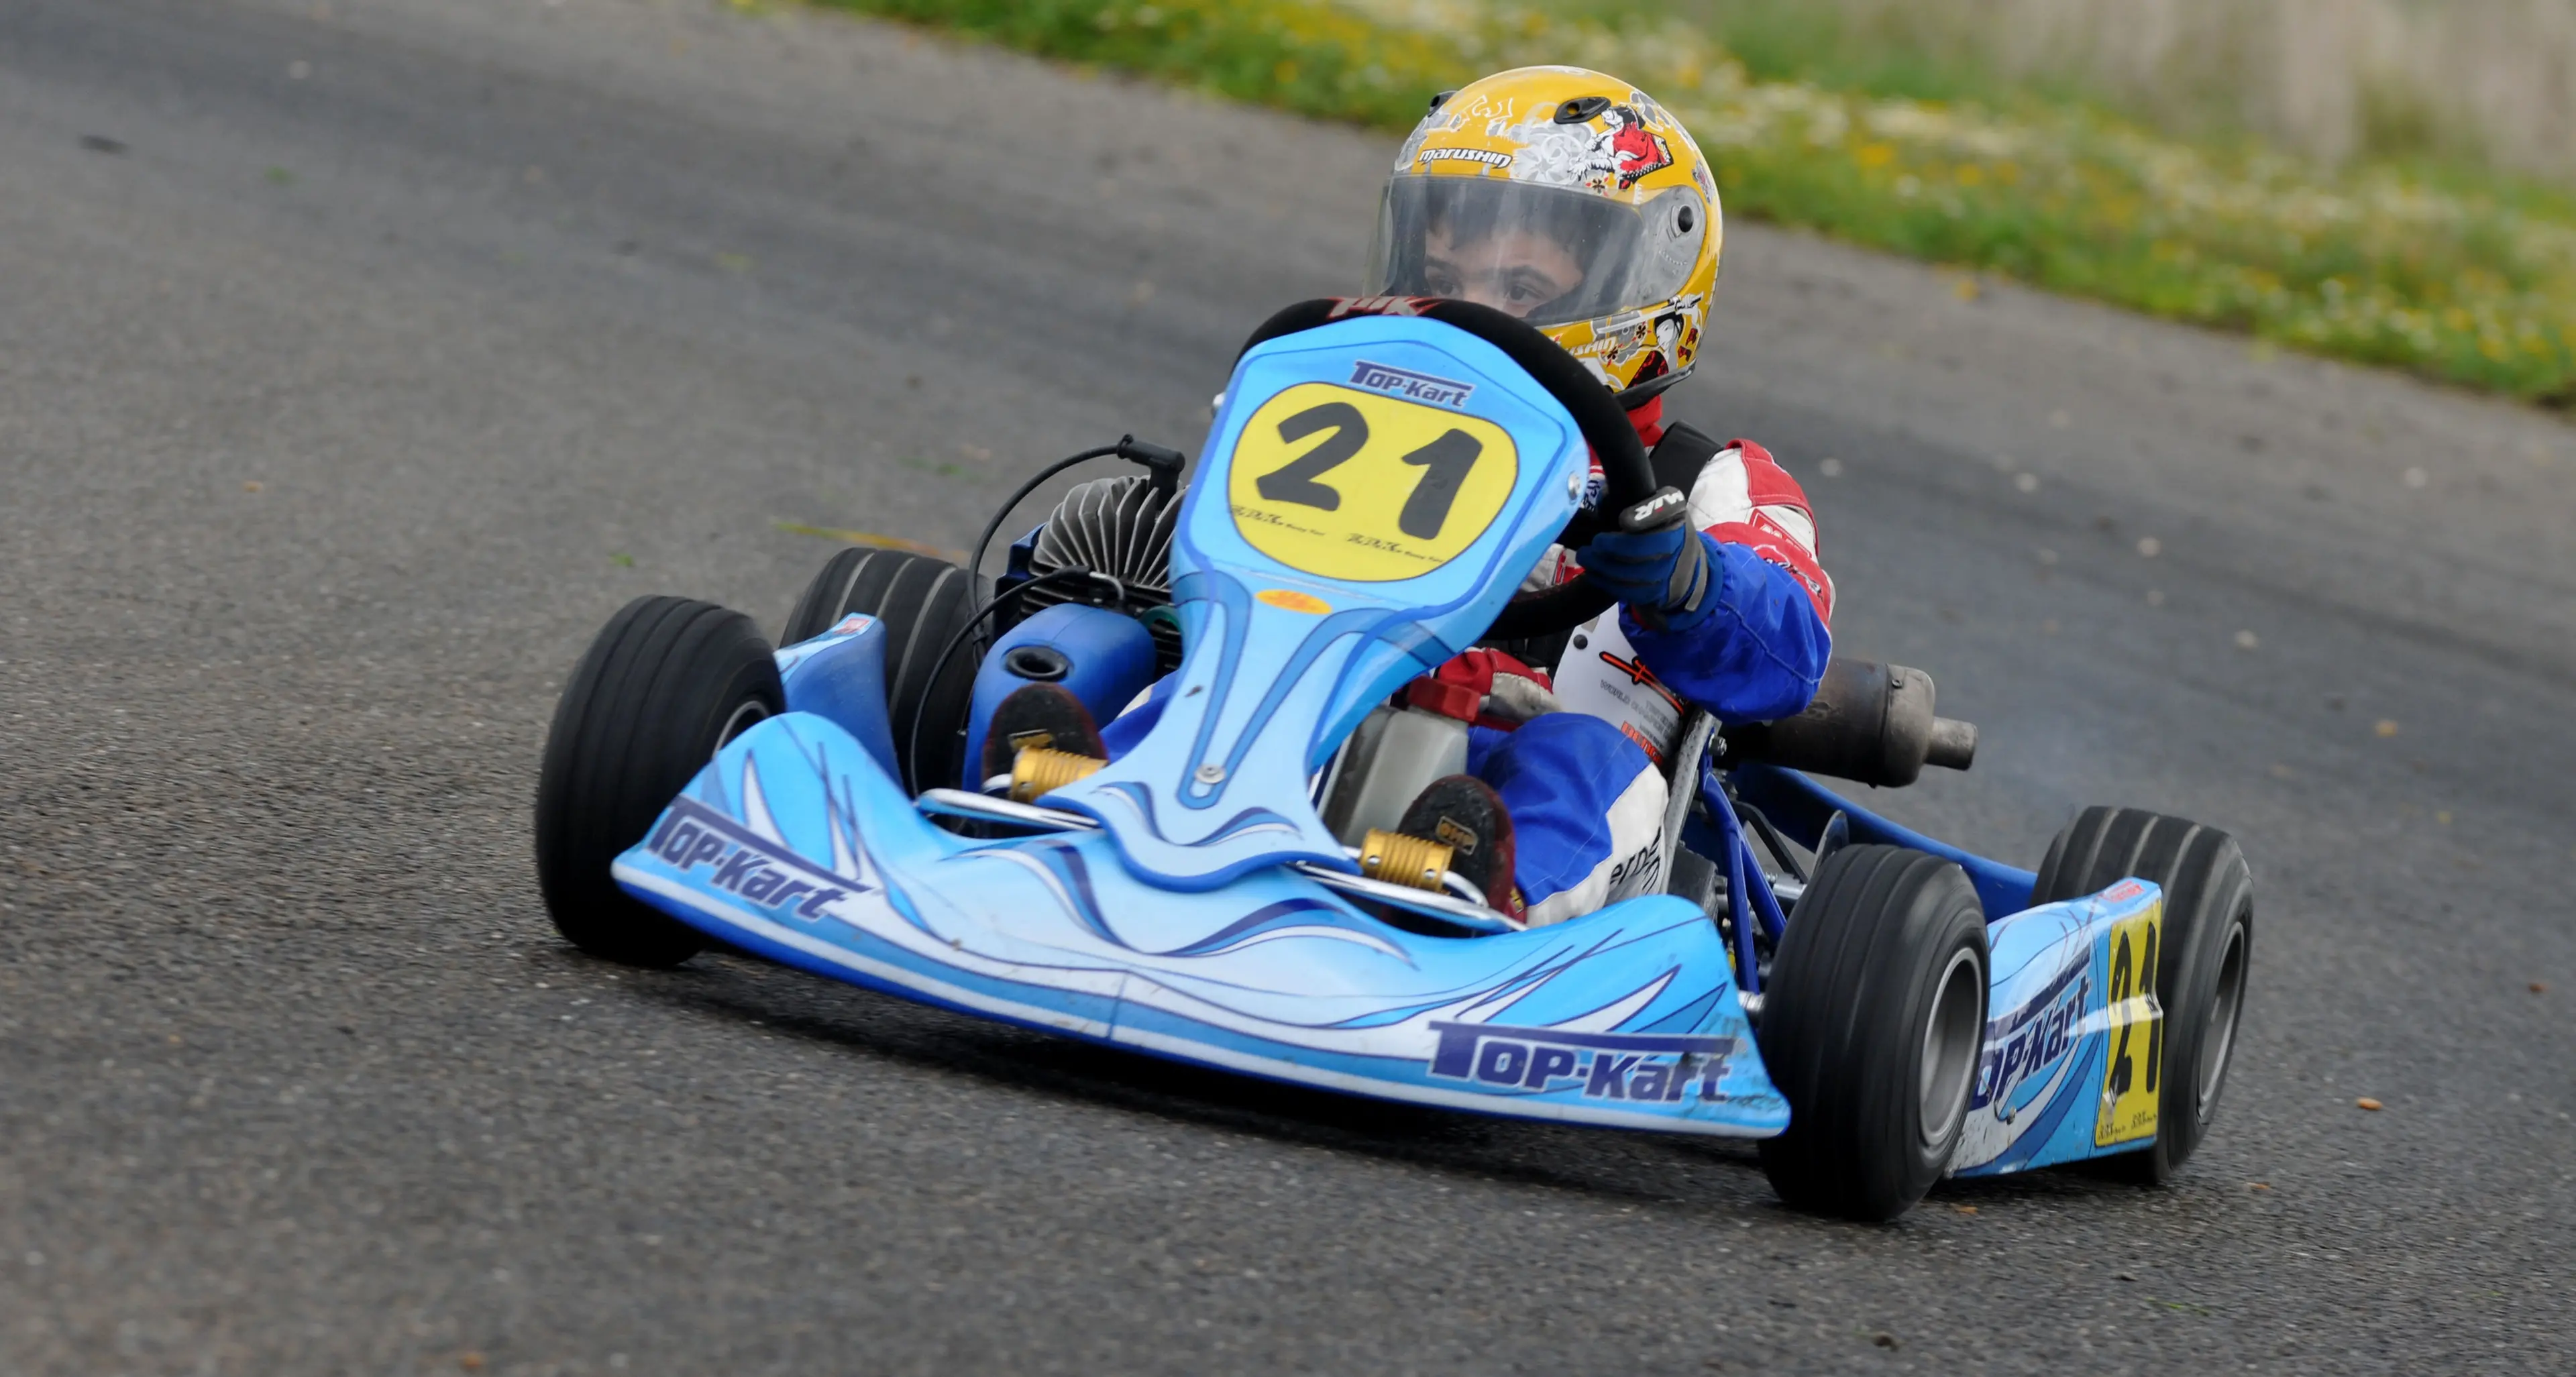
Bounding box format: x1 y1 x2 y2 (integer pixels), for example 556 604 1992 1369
1756 844 1988 1221
535 596 784 968
781 547 981 793
2033 807 2254 1184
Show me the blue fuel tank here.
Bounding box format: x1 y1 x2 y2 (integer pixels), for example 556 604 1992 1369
961 603 1159 785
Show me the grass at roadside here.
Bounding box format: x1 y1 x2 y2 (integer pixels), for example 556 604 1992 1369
816 0 2576 407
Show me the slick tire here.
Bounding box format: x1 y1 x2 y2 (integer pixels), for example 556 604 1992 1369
2033 807 2253 1183
535 596 784 969
782 547 980 794
1757 844 1988 1221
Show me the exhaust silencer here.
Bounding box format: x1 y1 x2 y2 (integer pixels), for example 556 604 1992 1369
1721 659 1977 788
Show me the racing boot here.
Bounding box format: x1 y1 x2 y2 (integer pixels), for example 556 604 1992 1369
1397 775 1523 922
981 683 1108 800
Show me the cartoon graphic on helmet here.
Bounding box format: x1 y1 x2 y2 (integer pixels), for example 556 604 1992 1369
1601 105 1674 190
1367 67 1724 402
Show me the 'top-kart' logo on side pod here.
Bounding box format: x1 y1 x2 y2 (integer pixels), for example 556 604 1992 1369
1428 1022 1737 1102
1972 952 2091 1119
643 801 868 920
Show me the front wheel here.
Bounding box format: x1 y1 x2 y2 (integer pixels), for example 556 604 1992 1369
534 596 783 967
782 547 981 793
2033 807 2253 1182
1757 844 1988 1221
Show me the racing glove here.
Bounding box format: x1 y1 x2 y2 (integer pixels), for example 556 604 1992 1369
1580 486 1717 633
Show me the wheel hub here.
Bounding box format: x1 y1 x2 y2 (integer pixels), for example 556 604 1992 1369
1919 946 1984 1145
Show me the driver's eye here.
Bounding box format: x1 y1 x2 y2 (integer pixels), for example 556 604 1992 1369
1424 267 1461 295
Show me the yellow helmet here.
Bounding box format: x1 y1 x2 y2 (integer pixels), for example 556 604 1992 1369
1364 66 1722 404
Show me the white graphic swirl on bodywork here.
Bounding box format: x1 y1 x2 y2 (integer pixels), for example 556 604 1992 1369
632 721 1725 1093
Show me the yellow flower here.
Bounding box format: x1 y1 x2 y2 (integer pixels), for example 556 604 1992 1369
1856 142 1896 170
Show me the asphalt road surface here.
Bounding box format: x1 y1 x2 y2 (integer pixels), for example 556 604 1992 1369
5 2 2572 1372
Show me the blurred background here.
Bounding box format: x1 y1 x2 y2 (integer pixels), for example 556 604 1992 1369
853 0 2576 406
1661 0 2576 183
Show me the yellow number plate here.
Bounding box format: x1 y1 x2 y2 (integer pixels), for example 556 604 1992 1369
1226 382 1519 583
2094 899 2164 1148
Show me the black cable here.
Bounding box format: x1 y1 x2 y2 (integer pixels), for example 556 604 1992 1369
964 435 1187 588
903 565 1126 792
966 443 1123 587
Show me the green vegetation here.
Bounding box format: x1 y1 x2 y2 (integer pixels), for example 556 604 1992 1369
816 0 2576 406
1634 0 2576 184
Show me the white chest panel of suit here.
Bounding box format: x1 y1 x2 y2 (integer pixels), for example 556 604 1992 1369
1549 610 1687 769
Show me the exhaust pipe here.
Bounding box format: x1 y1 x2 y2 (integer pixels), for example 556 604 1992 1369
1721 659 1977 788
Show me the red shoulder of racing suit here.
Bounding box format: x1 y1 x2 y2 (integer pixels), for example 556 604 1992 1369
1684 437 1835 627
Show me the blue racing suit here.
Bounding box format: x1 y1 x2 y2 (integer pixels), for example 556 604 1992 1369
1459 404 1834 922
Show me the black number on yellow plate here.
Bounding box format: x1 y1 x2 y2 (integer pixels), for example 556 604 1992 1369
1227 382 1520 583
1395 428 1484 540
2095 902 2164 1148
1256 401 1366 512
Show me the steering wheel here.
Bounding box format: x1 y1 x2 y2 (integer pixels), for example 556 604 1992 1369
1235 298 1654 639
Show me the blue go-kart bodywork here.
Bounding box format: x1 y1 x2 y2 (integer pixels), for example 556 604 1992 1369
602 309 2180 1181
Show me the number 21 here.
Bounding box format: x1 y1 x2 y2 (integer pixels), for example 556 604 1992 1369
1255 402 1485 541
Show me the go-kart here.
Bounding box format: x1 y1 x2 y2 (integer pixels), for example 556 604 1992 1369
534 298 2254 1220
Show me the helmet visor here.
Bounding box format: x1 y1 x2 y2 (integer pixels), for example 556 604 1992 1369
1364 175 1707 328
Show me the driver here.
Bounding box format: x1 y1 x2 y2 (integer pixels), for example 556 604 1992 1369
994 67 1833 926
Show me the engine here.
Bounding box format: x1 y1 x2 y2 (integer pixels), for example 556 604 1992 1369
1010 474 1184 673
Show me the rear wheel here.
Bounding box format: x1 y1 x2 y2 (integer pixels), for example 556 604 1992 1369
535 596 782 968
782 547 981 793
2033 807 2253 1182
1757 844 1988 1221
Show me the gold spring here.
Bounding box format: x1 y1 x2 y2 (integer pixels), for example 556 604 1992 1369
1009 747 1106 803
1358 828 1454 893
